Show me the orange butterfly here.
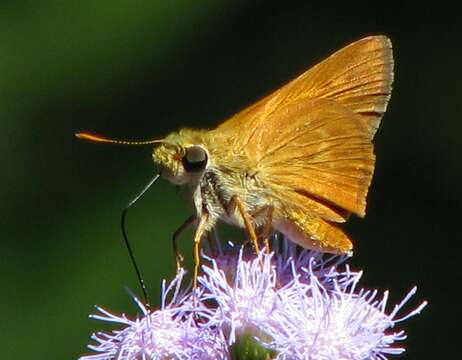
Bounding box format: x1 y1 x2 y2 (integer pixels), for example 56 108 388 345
77 35 393 288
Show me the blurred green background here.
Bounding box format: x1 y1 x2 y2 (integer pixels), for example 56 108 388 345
2 1 459 358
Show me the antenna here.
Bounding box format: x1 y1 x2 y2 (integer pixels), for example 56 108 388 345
75 131 163 146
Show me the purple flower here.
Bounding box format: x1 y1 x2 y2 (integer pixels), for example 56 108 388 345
81 239 426 360
198 246 427 360
273 239 358 289
80 269 228 360
199 249 280 345
261 258 427 360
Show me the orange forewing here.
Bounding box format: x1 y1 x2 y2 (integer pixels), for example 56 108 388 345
211 36 393 251
217 36 393 140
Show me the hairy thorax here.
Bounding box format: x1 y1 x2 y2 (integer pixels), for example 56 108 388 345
193 166 271 231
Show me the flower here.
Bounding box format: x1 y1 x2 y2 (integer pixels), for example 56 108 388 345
272 238 358 289
81 238 426 360
80 269 228 360
198 249 280 345
198 244 427 360
261 258 428 360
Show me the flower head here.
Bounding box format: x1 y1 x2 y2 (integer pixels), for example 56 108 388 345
198 245 427 360
80 269 228 360
81 238 426 360
199 249 280 345
261 257 428 360
273 238 357 289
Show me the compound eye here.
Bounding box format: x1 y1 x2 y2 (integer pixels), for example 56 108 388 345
183 146 208 172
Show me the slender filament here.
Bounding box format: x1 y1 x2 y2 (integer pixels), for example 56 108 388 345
75 131 162 145
121 173 160 309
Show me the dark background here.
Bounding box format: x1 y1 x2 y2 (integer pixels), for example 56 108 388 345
2 1 459 358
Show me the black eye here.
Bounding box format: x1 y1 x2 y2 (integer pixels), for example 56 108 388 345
183 146 208 172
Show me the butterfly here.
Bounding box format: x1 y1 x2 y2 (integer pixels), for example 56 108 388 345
77 35 393 290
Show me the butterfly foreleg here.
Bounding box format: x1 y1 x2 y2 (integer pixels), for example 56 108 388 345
193 212 209 291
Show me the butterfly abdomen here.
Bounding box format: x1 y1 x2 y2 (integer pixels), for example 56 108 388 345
275 209 353 255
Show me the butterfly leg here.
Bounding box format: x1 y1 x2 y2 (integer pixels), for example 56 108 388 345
260 206 274 254
172 215 195 271
248 205 274 253
193 212 209 291
206 229 218 258
229 195 260 255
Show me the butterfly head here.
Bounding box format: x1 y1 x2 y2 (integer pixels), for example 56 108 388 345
152 129 209 185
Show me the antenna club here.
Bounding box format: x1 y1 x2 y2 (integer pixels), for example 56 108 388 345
75 132 113 143
74 131 163 145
